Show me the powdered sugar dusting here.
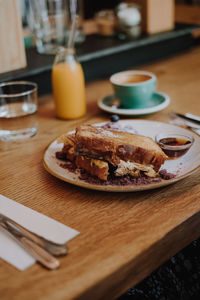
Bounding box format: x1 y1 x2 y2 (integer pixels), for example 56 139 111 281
101 122 138 134
95 126 124 138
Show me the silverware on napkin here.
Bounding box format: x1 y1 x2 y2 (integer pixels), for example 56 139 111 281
173 112 200 127
0 213 68 270
170 112 200 134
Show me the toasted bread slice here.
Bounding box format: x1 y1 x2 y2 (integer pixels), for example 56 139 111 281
60 133 76 161
75 156 109 181
75 124 167 171
58 133 109 180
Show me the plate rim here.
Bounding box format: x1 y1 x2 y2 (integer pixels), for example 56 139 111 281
98 91 170 116
43 120 200 192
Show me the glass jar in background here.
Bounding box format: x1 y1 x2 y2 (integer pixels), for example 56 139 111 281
52 47 86 119
30 0 85 54
95 10 117 37
116 2 141 39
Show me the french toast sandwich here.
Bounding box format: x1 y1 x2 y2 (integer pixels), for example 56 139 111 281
59 124 167 181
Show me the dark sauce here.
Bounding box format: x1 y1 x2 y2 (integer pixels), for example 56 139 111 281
158 137 192 159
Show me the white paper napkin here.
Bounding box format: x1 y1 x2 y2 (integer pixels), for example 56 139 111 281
0 194 79 270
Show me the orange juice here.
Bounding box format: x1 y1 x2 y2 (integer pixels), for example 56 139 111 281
52 55 86 119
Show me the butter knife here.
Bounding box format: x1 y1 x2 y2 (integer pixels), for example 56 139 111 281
0 214 60 270
0 213 67 255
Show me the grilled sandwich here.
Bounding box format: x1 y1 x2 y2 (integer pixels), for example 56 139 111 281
59 124 167 181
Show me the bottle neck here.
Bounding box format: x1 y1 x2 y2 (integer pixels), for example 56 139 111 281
53 48 77 65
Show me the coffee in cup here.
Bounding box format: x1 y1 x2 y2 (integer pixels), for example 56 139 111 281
110 70 157 109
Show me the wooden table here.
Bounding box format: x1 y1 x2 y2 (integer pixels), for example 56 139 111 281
1 45 200 300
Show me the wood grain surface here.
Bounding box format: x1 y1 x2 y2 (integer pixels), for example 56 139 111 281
1 45 200 300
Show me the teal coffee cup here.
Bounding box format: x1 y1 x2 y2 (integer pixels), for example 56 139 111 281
110 70 157 109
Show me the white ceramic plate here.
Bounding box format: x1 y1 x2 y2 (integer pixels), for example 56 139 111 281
43 120 200 192
98 92 170 116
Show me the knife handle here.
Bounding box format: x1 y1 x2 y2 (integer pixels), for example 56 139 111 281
20 237 60 270
0 213 67 256
0 220 60 270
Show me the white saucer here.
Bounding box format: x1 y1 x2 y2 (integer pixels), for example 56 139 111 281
98 91 170 116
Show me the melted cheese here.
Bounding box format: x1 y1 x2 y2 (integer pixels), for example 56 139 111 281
90 158 108 169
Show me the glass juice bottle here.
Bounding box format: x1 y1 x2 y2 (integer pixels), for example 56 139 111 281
52 48 86 119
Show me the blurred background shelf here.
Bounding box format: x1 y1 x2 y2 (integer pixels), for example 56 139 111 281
0 22 199 96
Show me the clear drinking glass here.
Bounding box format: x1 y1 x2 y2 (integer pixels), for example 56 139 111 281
30 0 85 54
0 81 38 141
